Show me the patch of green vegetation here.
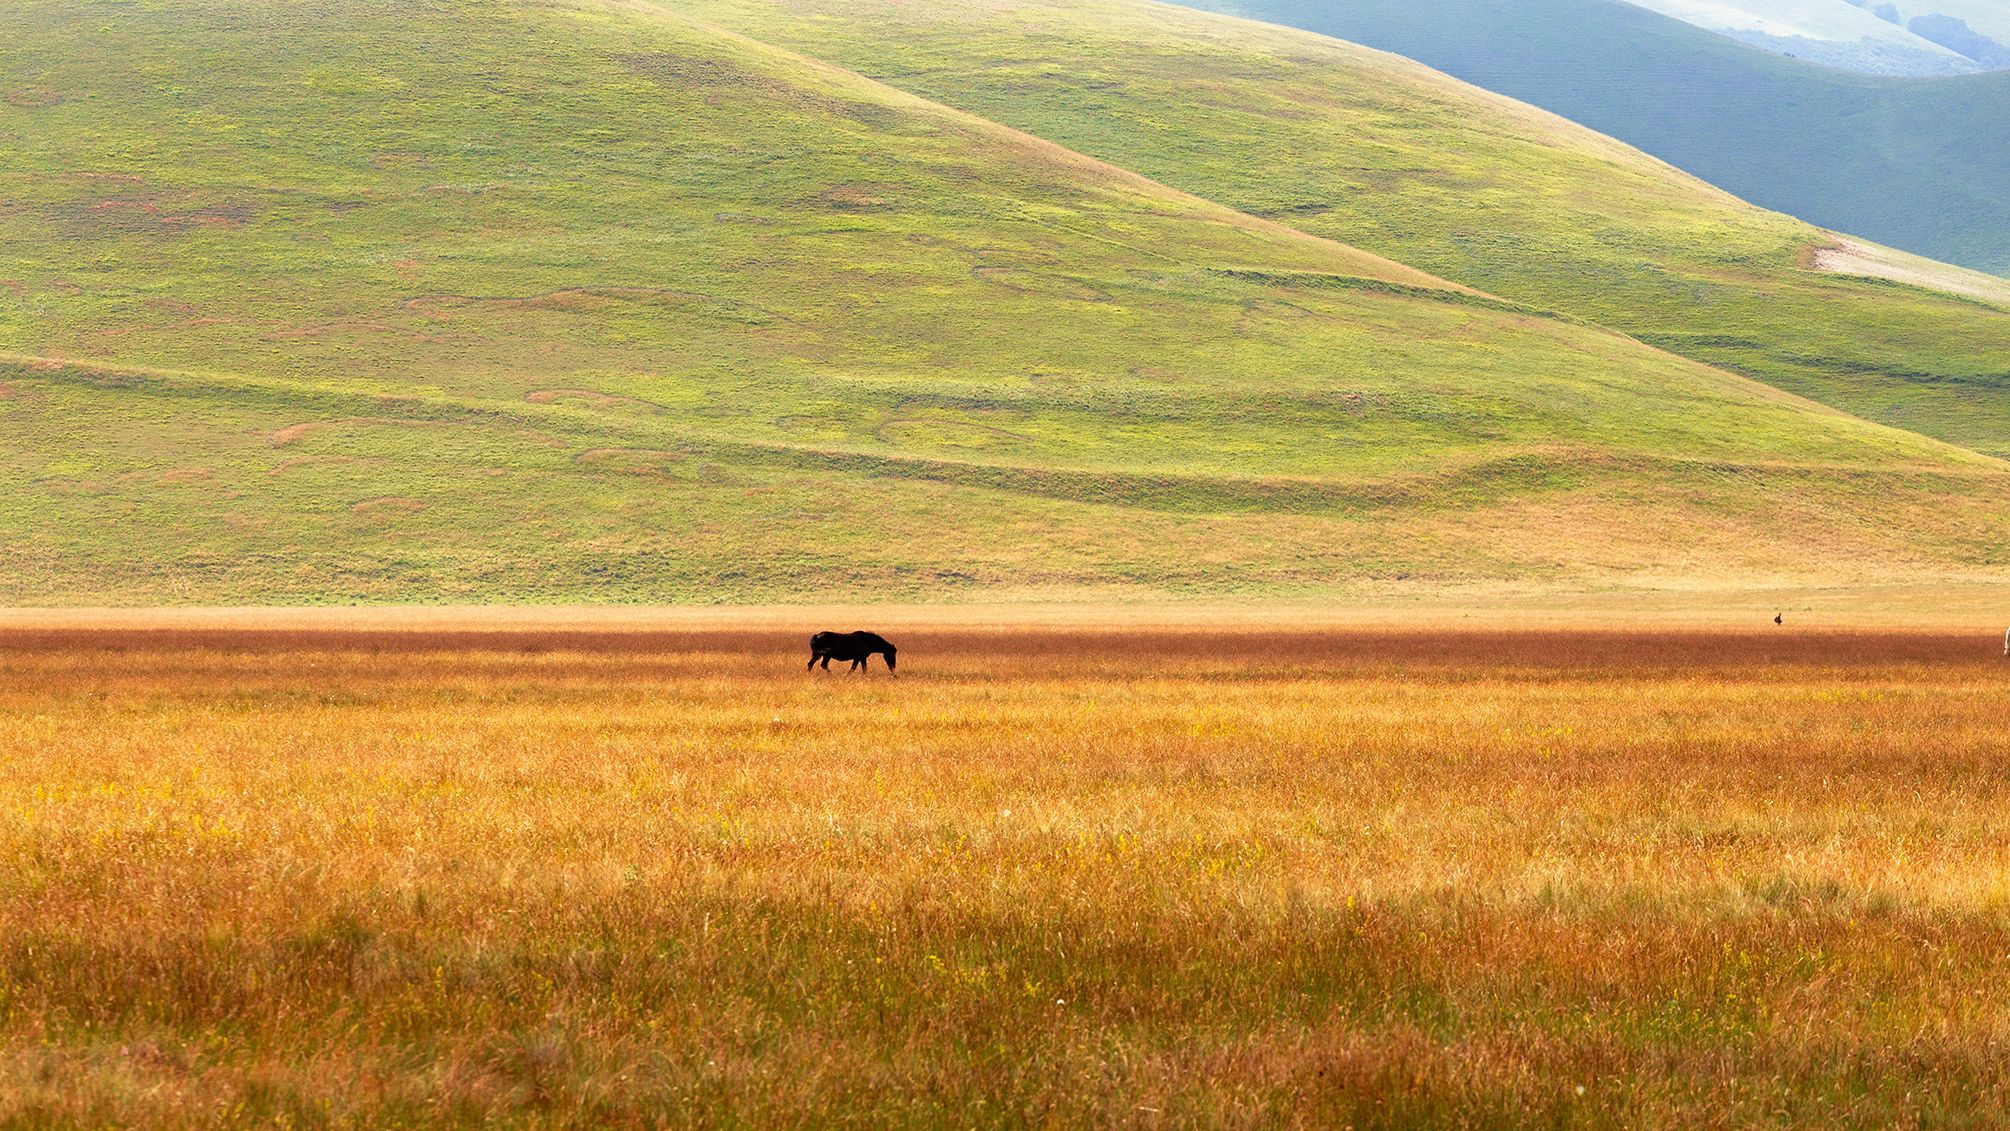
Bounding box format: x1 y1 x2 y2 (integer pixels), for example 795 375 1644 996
680 0 2010 459
0 0 2005 602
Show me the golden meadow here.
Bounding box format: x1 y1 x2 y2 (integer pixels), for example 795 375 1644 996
3 623 2008 1125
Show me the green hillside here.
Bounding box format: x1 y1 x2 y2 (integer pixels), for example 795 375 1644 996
680 0 2010 462
1191 0 2010 275
1 0 2006 603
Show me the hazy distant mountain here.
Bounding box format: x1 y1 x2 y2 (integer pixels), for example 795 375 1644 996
1625 0 2010 73
1884 0 2010 65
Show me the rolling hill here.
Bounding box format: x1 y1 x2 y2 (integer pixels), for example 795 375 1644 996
1 0 2006 604
682 0 2010 461
1177 0 2010 276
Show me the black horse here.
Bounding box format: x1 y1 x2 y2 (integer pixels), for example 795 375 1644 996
808 630 897 672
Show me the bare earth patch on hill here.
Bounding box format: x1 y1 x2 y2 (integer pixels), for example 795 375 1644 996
1809 236 2010 308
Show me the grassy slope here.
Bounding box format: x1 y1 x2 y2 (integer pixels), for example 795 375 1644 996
679 0 2010 459
0 0 2005 603
1200 0 2010 274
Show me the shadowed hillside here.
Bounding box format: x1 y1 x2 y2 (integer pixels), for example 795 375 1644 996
1 0 2006 603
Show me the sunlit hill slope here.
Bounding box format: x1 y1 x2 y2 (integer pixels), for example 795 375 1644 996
0 0 2005 603
691 0 2010 458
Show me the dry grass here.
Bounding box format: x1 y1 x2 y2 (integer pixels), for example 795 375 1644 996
3 623 2009 1126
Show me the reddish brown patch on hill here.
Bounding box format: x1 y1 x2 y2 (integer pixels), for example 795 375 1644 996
268 422 330 447
0 280 25 296
79 198 254 230
4 86 64 108
269 418 436 448
524 388 661 414
264 319 442 344
527 388 620 407
268 455 361 477
350 496 428 518
38 477 104 496
815 184 897 211
576 448 691 477
0 384 18 401
157 468 215 485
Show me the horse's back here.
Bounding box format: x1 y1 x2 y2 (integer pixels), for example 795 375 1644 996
811 629 888 655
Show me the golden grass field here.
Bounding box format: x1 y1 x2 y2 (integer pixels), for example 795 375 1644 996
4 613 2010 1126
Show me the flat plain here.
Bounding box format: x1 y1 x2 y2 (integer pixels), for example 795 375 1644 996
4 615 2009 1126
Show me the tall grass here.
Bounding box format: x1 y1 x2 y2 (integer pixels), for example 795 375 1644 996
3 626 2007 1125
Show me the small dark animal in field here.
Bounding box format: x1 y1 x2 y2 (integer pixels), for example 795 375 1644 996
1775 614 1783 625
809 630 897 672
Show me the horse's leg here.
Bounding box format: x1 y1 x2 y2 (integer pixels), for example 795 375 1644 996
807 653 819 672
820 656 832 670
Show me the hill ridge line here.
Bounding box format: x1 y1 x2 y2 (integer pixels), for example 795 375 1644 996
1209 269 1586 324
618 0 1484 298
